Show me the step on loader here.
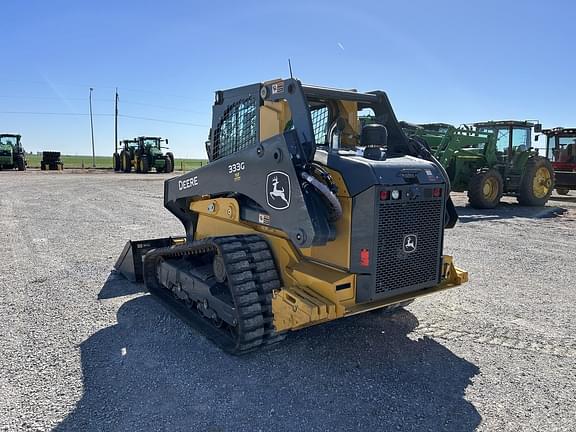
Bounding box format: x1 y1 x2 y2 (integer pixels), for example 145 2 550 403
115 78 468 354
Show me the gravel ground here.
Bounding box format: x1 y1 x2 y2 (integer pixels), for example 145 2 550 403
1 170 575 431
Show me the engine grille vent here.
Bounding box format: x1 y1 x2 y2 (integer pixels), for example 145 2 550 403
375 199 443 295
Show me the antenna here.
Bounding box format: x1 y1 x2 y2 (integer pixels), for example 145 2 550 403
288 59 294 79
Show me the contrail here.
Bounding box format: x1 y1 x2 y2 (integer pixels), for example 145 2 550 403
41 74 77 112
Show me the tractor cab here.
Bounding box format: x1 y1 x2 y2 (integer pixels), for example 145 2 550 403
473 120 540 166
0 134 22 149
541 127 576 195
138 137 165 158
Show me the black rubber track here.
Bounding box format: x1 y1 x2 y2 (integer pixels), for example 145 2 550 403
142 235 284 355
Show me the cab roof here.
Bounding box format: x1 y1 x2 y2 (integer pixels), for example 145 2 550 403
0 133 21 138
542 127 576 136
473 120 538 128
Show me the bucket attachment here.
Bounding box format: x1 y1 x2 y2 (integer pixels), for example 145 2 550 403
114 237 185 282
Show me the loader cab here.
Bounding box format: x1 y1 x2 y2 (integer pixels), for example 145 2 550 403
207 79 411 163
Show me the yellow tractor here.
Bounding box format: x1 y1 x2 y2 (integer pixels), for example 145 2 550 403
116 78 467 354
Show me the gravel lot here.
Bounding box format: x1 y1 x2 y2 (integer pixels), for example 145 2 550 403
1 170 575 431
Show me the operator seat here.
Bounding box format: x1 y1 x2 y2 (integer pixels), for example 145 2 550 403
361 123 388 160
559 145 572 162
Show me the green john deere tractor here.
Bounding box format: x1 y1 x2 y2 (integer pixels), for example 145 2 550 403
113 139 138 172
403 120 554 208
114 136 175 173
0 134 26 171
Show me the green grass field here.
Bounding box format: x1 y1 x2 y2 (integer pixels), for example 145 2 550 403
25 154 207 171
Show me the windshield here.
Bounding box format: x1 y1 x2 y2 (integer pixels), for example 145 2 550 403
557 136 576 162
478 127 508 153
0 136 18 146
143 138 160 147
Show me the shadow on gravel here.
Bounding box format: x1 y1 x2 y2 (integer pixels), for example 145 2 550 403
57 295 481 432
456 203 566 223
97 271 145 299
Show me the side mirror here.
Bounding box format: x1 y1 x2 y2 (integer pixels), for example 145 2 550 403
165 139 169 145
534 123 542 133
534 135 539 142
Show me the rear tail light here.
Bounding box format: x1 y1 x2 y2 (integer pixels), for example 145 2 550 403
432 187 442 198
380 190 390 201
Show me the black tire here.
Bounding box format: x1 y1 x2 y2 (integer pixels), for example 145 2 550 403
121 151 131 173
41 162 46 171
164 155 173 173
517 157 554 206
167 152 175 172
113 153 120 171
556 188 570 196
139 156 150 174
468 169 504 209
16 156 25 171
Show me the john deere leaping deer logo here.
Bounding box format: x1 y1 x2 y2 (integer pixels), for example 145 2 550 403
403 234 417 253
266 171 291 210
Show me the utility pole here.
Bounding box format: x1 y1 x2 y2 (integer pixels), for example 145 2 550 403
114 88 119 155
89 87 95 168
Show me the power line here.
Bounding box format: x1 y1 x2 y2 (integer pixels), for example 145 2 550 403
119 114 208 127
0 95 206 113
0 110 208 127
1 79 210 102
0 111 113 116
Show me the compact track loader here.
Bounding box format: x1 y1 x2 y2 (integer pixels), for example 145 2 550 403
116 78 468 354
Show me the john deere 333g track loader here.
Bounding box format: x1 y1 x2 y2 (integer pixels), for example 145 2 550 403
116 78 468 354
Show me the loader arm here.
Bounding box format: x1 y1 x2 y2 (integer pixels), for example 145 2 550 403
164 130 333 248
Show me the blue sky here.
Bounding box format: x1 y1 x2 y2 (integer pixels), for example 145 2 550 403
1 0 574 157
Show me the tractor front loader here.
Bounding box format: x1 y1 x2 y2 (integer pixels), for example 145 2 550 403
403 121 554 208
115 78 468 354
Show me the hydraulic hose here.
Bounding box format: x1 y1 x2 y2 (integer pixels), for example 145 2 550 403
301 171 343 222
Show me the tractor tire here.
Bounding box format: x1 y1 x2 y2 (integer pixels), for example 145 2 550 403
139 157 150 174
167 152 175 173
468 169 504 209
517 157 554 206
556 188 570 196
121 151 132 173
113 153 121 171
16 156 25 171
164 155 173 173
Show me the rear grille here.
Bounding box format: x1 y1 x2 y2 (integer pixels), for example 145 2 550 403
375 198 443 295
